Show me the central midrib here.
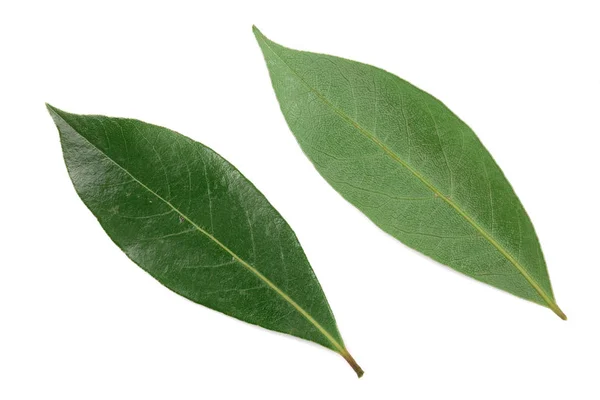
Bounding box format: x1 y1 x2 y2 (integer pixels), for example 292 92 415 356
258 35 564 318
54 110 347 354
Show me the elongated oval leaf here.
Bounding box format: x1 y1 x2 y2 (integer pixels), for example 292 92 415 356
253 27 565 319
47 104 362 376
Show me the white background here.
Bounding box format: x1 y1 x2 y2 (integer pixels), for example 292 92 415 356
1 1 598 399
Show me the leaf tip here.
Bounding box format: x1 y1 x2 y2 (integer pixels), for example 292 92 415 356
45 102 56 113
252 25 267 42
45 103 64 125
45 103 71 128
45 103 67 118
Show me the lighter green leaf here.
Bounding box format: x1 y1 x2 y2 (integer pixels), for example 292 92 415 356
253 26 565 319
47 105 362 376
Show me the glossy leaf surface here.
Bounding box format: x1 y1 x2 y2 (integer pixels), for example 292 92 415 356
47 105 362 376
253 27 565 319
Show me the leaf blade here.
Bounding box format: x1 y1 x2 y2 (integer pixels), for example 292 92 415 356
253 27 565 319
47 104 363 376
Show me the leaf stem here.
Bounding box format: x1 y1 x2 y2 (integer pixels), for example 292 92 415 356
551 303 567 321
341 349 364 378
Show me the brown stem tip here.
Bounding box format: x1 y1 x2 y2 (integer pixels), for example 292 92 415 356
341 349 364 378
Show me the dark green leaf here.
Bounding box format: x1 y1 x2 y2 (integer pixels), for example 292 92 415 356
253 26 565 319
47 104 363 376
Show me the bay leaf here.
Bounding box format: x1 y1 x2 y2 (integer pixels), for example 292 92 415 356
253 26 565 319
47 104 363 376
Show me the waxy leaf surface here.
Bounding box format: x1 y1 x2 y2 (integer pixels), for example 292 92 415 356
47 105 362 376
253 27 565 319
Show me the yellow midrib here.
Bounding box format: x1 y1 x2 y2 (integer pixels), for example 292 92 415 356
52 108 347 353
257 34 565 319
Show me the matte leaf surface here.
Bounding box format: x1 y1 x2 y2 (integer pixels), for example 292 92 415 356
253 27 565 319
47 105 362 376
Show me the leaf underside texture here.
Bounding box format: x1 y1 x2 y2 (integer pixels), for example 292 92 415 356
253 26 565 319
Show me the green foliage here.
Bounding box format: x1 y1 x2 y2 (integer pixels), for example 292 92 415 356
47 105 362 376
253 26 564 319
